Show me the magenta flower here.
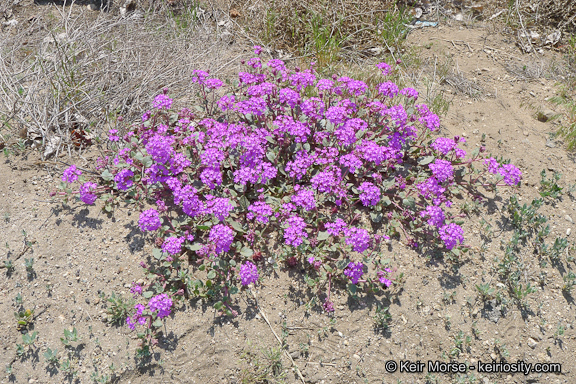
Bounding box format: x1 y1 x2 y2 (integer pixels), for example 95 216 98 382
148 293 173 318
239 261 259 286
139 209 161 232
153 94 173 110
79 182 98 205
439 223 464 250
344 262 364 284
62 165 82 183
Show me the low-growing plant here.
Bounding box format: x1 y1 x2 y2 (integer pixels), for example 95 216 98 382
44 347 60 366
373 304 392 331
60 327 79 346
539 169 563 199
53 49 523 356
106 292 135 325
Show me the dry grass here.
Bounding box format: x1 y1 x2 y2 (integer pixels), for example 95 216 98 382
0 0 246 158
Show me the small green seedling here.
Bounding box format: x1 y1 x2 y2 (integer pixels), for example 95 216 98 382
61 327 79 346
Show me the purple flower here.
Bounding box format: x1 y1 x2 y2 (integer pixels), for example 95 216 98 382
439 223 464 250
301 97 324 120
344 262 364 284
239 261 259 286
484 157 500 174
377 269 393 287
378 82 399 98
162 236 185 255
316 79 334 92
419 112 440 131
139 209 162 231
325 218 347 236
247 201 273 224
218 95 236 111
498 163 522 186
205 78 224 89
289 71 316 91
400 87 419 99
127 303 146 330
108 129 120 142
148 293 173 318
62 165 82 183
344 227 371 253
146 135 174 164
420 205 445 227
339 153 363 173
114 169 134 191
130 283 143 297
79 182 98 205
205 196 235 221
431 137 456 155
323 297 334 312
153 94 173 110
253 45 263 55
209 225 234 254
358 182 380 206
429 159 454 182
310 166 341 194
200 167 223 189
376 62 392 76
417 177 446 199
325 106 347 125
279 88 300 108
284 215 308 247
291 187 316 210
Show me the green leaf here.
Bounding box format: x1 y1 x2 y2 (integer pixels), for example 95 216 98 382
229 286 238 295
213 301 223 310
101 169 113 181
347 283 357 295
418 156 435 165
152 319 163 328
402 197 416 209
317 231 330 241
152 248 163 260
207 270 216 279
265 136 276 145
142 157 153 168
451 248 461 257
240 247 253 257
197 225 211 231
382 196 392 206
186 243 203 251
266 151 276 162
143 291 153 299
370 212 383 223
230 220 245 233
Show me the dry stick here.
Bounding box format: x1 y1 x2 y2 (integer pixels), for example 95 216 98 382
250 290 306 384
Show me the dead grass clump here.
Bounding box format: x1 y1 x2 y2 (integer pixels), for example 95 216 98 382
230 0 408 67
444 68 483 100
0 2 242 159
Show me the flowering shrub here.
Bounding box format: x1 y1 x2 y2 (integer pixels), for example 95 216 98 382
55 47 521 354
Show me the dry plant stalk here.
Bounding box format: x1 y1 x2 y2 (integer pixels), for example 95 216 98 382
0 0 245 159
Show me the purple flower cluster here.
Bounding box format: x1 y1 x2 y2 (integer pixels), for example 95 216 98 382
148 293 173 318
484 158 522 186
429 159 454 182
127 304 146 330
344 227 371 253
377 268 393 287
204 196 234 221
420 205 445 227
153 94 173 110
325 218 347 236
439 223 464 250
146 135 174 164
62 165 82 183
344 262 364 284
358 182 381 206
291 186 316 210
209 225 234 254
162 236 185 255
239 261 259 286
79 182 98 205
247 201 273 224
284 215 308 247
139 209 162 231
114 169 134 191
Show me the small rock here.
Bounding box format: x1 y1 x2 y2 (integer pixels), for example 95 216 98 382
490 353 497 360
527 337 538 348
538 109 557 122
343 340 349 346
545 139 556 148
93 297 100 305
353 354 361 360
290 351 299 359
87 3 98 10
565 215 573 224
567 228 572 236
85 298 90 304
523 131 529 136
454 13 464 21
